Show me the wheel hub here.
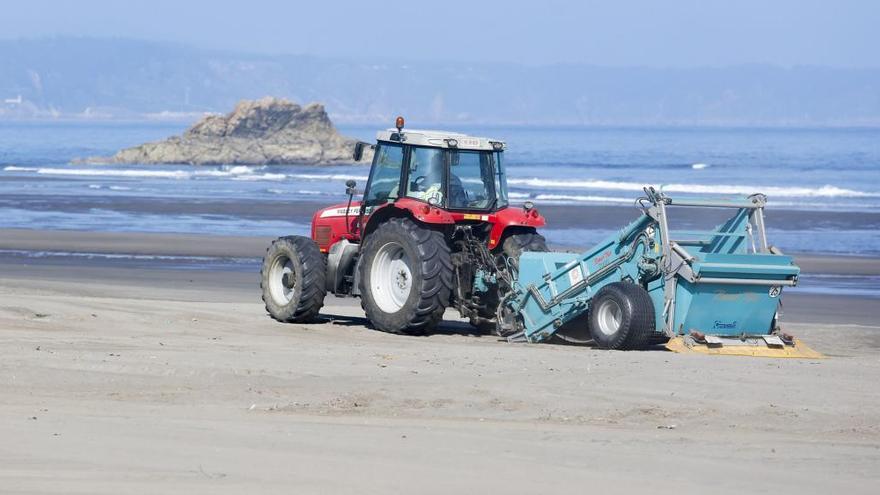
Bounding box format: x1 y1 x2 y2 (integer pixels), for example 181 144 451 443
371 242 413 313
269 255 296 305
596 299 623 336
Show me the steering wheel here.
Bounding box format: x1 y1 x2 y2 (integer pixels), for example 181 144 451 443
412 175 427 192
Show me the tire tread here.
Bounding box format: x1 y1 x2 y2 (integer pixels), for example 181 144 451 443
358 218 453 334
260 236 327 323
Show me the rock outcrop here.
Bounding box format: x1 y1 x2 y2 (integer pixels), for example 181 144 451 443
84 97 364 165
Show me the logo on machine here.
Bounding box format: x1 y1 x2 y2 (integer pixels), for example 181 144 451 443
713 320 738 330
593 250 612 266
319 206 369 218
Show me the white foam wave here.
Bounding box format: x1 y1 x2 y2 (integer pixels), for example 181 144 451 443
3 166 371 184
507 178 880 198
4 165 273 180
231 173 286 181
691 163 710 170
289 173 370 182
532 194 634 204
225 165 259 175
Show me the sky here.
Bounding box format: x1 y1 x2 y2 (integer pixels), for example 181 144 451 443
0 0 877 68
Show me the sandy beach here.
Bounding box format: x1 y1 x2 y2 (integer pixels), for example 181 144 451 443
2 6 879 492
0 228 878 494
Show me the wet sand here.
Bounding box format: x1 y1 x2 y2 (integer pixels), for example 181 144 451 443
1 229 879 493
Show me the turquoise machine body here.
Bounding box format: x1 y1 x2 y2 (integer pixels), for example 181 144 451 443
500 188 800 343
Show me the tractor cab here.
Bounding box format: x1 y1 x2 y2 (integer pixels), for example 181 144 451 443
358 126 509 213
338 117 544 253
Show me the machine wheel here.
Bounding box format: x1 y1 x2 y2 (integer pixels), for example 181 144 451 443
358 218 453 335
261 236 327 323
588 282 655 350
470 230 549 333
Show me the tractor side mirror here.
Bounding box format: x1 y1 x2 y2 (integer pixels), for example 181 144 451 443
345 179 357 195
353 142 367 162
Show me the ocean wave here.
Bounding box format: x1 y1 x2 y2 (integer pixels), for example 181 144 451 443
289 173 370 182
231 173 286 181
533 194 635 204
507 191 633 203
7 165 877 202
691 163 710 170
506 178 880 198
4 165 374 187
224 165 260 174
3 165 273 180
266 188 329 196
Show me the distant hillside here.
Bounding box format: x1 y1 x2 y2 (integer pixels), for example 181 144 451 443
1 37 879 126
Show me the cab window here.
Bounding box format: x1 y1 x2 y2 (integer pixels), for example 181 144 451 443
364 143 403 205
448 150 494 209
406 146 445 204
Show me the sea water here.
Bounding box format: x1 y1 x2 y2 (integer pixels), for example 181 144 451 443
1 121 878 256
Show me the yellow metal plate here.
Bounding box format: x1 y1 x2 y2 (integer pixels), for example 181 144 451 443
462 214 482 220
665 337 825 359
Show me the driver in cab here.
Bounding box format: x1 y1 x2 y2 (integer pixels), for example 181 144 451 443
408 149 445 204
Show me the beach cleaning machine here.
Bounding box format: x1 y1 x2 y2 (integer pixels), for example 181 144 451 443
497 187 821 357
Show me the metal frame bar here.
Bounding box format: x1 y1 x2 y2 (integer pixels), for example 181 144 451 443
694 277 796 286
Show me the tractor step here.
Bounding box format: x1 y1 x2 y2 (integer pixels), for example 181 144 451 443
665 335 824 359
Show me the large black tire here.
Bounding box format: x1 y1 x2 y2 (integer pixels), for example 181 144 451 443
471 230 548 333
501 231 548 272
588 282 656 350
358 218 453 335
261 236 327 323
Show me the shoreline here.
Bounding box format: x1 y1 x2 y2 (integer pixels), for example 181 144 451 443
2 227 879 274
0 227 876 326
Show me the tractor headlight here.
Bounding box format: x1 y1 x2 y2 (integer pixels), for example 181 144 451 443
523 201 534 211
491 141 504 151
446 138 458 148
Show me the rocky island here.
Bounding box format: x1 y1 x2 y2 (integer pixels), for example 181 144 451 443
83 97 364 165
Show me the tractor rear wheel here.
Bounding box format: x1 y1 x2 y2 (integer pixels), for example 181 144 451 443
501 231 548 272
261 236 327 323
358 218 453 335
588 282 656 350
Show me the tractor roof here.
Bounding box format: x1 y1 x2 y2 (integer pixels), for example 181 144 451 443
376 128 505 151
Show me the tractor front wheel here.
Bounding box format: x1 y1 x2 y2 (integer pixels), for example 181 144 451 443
358 218 453 335
261 236 327 323
588 282 656 350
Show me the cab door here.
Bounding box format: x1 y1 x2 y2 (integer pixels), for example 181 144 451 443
358 141 407 231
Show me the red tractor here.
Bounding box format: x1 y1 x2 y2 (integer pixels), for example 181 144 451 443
260 117 547 334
